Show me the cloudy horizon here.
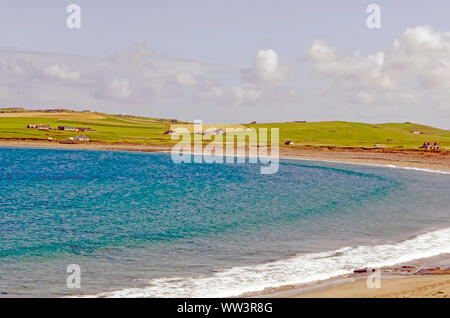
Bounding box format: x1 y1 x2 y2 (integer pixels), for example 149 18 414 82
1 1 449 128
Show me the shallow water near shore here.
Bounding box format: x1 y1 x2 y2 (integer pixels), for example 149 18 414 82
0 147 449 297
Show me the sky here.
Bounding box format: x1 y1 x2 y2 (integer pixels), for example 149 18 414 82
0 0 449 128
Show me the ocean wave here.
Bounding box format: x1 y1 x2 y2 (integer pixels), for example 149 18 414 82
284 157 450 175
81 227 450 298
383 165 450 174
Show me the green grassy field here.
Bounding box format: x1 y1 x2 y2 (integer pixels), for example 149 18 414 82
0 110 449 149
0 111 175 144
246 121 450 149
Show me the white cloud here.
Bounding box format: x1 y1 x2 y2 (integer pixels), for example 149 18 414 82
307 40 394 90
43 64 80 82
306 25 450 123
241 49 286 83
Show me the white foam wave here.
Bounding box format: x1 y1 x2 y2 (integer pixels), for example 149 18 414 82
81 227 450 298
383 164 450 174
284 157 450 174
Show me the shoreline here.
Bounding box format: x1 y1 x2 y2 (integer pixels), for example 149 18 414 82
253 253 450 298
1 139 449 172
80 227 450 298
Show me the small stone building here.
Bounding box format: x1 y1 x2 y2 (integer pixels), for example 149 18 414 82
74 135 89 142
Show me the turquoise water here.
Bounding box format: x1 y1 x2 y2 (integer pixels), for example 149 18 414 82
0 147 449 297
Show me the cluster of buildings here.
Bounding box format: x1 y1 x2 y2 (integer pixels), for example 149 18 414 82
26 124 95 132
26 123 92 142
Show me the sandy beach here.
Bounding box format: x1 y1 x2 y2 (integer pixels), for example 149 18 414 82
1 139 449 172
294 275 450 298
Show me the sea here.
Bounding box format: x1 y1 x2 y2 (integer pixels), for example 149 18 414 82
0 147 449 297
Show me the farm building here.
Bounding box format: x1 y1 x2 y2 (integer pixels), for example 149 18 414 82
77 127 95 132
27 124 50 130
419 142 440 150
58 126 78 131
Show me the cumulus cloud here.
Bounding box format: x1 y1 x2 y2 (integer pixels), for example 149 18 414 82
241 49 286 83
305 25 450 125
307 25 450 95
229 49 291 106
307 40 394 91
390 25 450 90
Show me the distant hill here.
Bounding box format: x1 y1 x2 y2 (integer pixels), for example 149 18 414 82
0 109 448 149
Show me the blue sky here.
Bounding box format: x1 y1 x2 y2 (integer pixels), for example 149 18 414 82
0 1 449 127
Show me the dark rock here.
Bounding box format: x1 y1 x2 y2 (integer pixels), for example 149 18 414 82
353 268 368 273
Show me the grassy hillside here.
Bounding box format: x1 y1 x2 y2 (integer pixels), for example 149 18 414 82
0 110 449 149
0 111 175 144
246 121 450 149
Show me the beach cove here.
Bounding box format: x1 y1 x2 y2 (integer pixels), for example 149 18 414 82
0 146 449 297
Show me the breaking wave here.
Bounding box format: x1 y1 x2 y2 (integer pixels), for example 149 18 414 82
85 227 450 298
